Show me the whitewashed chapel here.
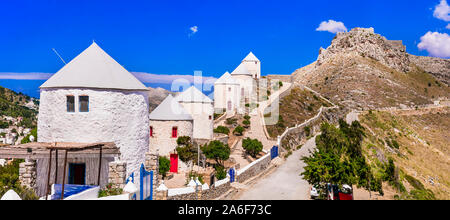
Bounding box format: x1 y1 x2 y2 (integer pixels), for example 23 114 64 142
38 42 150 176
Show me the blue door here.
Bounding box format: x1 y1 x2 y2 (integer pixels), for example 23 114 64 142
229 168 235 183
139 164 153 200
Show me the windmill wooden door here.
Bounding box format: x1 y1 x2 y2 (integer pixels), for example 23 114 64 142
170 154 178 173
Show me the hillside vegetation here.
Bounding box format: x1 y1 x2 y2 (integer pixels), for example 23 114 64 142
0 86 38 128
359 108 449 199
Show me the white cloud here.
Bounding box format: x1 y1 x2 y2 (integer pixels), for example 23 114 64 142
433 0 450 22
0 72 52 80
446 23 450 29
189 26 198 37
417 31 450 58
316 20 348 34
132 72 216 84
0 71 217 85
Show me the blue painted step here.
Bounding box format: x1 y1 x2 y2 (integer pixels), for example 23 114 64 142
51 184 97 200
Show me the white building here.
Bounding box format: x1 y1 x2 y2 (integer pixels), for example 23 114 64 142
213 71 241 115
174 86 214 140
37 42 150 176
149 94 193 156
214 52 261 114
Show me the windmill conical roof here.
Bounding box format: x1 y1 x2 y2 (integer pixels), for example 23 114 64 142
174 86 213 103
149 95 193 121
242 52 259 62
230 63 252 76
40 42 148 91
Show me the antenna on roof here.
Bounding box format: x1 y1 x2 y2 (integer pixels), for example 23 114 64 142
52 48 67 65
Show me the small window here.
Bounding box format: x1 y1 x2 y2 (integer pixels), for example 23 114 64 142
79 96 89 112
67 96 75 112
228 87 231 92
172 127 178 138
209 115 212 120
150 126 153 137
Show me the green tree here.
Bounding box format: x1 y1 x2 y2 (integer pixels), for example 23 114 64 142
159 156 171 178
201 140 230 167
301 120 383 197
242 138 263 158
175 136 198 164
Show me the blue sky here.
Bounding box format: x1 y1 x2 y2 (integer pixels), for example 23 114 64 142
0 0 449 97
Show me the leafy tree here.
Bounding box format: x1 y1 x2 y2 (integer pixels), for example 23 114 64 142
233 126 244 136
302 120 383 197
243 115 251 120
175 136 198 164
159 156 171 178
242 138 263 158
201 140 230 167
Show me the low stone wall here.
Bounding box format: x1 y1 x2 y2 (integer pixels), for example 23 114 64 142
236 153 271 183
279 106 346 150
266 75 292 83
108 161 127 189
19 159 37 191
201 181 231 200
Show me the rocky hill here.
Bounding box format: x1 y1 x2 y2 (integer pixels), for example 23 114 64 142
0 86 38 129
292 27 450 110
147 87 176 112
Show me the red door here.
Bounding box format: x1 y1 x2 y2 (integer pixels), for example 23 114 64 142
170 154 178 173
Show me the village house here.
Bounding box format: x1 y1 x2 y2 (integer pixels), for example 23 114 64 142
149 94 193 172
214 52 261 115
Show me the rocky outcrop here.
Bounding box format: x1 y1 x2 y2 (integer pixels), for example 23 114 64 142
291 27 450 110
410 55 450 86
317 27 410 72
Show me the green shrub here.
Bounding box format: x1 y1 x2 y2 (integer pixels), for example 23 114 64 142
0 159 38 200
159 156 171 178
242 138 263 158
226 118 237 125
213 126 230 135
215 166 227 180
304 126 311 137
233 126 244 136
242 120 250 127
243 115 251 120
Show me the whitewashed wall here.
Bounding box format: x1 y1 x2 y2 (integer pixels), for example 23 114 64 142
38 88 149 176
213 83 240 114
149 120 193 156
242 60 261 79
179 102 213 140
